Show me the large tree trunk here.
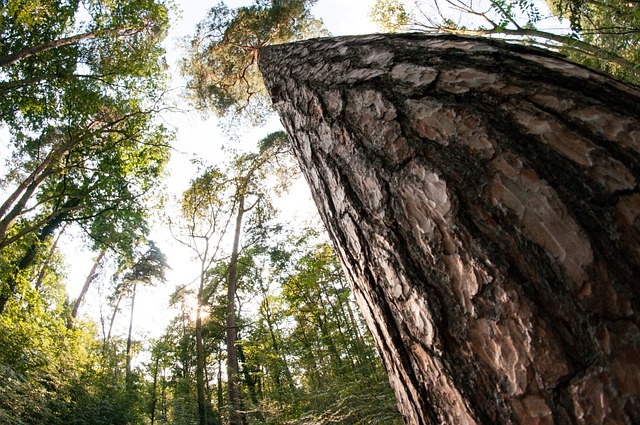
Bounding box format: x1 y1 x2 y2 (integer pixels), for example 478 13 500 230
259 34 640 424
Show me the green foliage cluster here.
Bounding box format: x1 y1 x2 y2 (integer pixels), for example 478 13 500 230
0 262 140 424
181 0 325 122
548 0 640 81
0 1 175 423
370 0 411 32
0 0 174 314
0 238 170 425
370 0 640 84
149 228 402 425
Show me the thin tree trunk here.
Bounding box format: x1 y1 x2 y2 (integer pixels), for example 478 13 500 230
297 321 324 389
341 289 376 371
34 223 67 291
314 309 342 370
106 289 122 347
0 199 79 315
238 343 265 422
69 250 106 327
217 348 224 414
226 194 245 425
0 31 98 68
205 356 212 410
261 297 295 398
262 299 283 393
260 34 640 424
161 369 168 421
0 155 57 233
196 271 207 425
150 354 159 425
0 26 136 68
125 282 138 382
0 133 83 245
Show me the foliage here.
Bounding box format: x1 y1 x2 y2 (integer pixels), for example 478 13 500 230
370 0 640 83
172 134 292 425
250 233 402 424
121 241 169 287
181 0 325 122
370 0 411 32
159 220 403 424
0 256 146 425
0 0 171 131
548 0 640 80
0 0 174 313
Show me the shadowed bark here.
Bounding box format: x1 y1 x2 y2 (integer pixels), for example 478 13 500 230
259 34 640 424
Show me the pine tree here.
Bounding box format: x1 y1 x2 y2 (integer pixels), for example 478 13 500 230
259 33 640 424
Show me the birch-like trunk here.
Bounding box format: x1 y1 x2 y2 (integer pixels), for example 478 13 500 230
259 34 640 424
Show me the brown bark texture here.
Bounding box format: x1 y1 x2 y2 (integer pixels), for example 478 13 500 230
258 34 640 425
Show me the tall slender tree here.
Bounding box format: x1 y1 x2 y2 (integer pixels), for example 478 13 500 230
120 241 168 381
178 164 230 425
176 134 287 425
69 249 107 327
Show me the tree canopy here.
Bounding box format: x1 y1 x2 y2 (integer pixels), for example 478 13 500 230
370 0 640 83
181 0 325 122
0 0 174 314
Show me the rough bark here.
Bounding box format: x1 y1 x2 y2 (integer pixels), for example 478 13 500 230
259 34 640 424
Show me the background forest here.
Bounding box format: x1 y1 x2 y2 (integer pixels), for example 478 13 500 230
0 0 637 424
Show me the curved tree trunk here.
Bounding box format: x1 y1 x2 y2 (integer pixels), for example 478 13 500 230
259 34 640 424
34 223 67 291
0 26 138 68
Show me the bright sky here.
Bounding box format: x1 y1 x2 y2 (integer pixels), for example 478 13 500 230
67 0 379 343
